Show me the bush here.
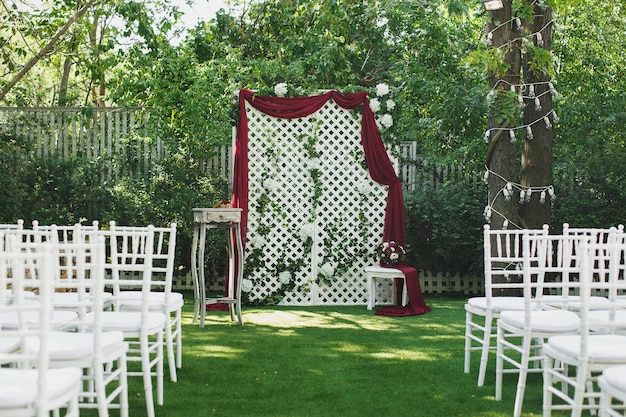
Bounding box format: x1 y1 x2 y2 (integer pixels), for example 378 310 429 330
404 180 486 277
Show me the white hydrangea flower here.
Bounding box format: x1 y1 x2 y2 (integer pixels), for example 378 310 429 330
241 279 253 293
250 234 266 248
274 83 288 97
386 99 396 110
319 262 335 278
375 83 390 97
306 157 321 170
278 271 291 284
264 178 279 192
356 180 372 195
299 223 315 240
370 98 381 113
380 114 394 128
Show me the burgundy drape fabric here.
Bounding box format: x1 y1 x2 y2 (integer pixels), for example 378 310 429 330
231 89 430 317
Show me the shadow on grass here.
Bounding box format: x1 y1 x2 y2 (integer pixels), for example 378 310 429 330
91 296 563 417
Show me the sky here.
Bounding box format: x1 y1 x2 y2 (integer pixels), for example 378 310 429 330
174 0 229 29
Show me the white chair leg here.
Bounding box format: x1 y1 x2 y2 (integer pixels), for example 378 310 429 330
464 310 472 374
543 356 554 417
513 337 533 417
157 331 164 406
478 315 493 386
165 324 177 382
141 336 156 417
120 354 129 417
495 324 504 401
175 310 182 369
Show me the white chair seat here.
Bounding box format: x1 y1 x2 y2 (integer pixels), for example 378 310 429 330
500 309 580 333
0 310 78 329
588 310 626 322
116 291 184 310
601 364 626 393
466 296 536 313
547 334 626 363
0 367 82 408
90 311 166 334
26 331 125 360
52 291 114 310
542 295 610 311
0 336 20 354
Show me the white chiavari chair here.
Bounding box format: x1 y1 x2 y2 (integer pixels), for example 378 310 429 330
543 234 626 417
464 224 549 386
109 221 182 383
0 236 82 417
91 224 166 417
495 232 582 417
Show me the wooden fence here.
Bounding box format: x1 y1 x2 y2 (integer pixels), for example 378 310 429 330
0 107 480 190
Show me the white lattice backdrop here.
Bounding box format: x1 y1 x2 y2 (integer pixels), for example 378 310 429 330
244 99 391 305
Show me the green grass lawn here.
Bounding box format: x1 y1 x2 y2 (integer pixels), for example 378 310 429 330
92 294 570 417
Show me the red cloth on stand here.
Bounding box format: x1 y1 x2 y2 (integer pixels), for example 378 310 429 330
374 265 431 316
232 89 430 317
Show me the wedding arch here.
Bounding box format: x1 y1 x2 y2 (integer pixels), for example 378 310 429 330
232 89 419 308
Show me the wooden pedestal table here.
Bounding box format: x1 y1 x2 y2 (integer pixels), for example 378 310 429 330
191 208 244 327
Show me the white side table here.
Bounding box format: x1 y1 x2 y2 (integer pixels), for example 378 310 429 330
365 265 408 310
191 208 244 327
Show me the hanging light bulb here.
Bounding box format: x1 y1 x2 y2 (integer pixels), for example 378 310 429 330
503 219 509 229
486 31 493 46
540 190 546 204
544 116 552 129
484 206 492 221
552 111 560 124
518 93 525 107
528 84 535 98
519 189 526 204
515 17 522 30
509 129 517 143
483 171 490 184
526 126 533 140
548 186 556 201
536 32 544 46
534 97 542 111
484 130 491 142
483 0 504 11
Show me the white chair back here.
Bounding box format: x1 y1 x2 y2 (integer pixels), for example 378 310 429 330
483 224 549 303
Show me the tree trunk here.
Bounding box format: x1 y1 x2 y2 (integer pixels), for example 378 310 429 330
485 0 554 230
519 4 553 229
486 2 522 230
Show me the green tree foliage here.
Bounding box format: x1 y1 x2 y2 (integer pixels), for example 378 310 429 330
550 1 626 228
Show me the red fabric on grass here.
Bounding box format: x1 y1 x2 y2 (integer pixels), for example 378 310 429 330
374 265 431 316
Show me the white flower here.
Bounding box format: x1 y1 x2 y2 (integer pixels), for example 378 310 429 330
375 83 390 97
380 114 394 128
370 98 381 113
390 252 400 261
278 271 291 284
386 99 396 110
241 279 253 293
299 223 315 240
319 262 335 278
264 178 279 192
306 157 321 170
274 83 288 97
250 234 266 248
356 180 372 195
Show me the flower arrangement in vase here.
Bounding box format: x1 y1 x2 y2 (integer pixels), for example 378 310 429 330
375 240 406 265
